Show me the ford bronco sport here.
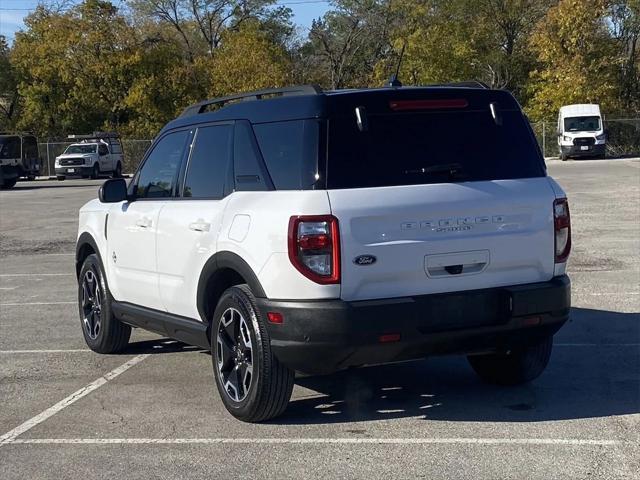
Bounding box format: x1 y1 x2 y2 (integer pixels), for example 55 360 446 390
76 84 571 422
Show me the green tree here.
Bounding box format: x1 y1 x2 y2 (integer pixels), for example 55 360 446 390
301 0 396 89
0 36 18 131
205 21 291 96
527 0 620 120
12 1 144 136
609 0 640 110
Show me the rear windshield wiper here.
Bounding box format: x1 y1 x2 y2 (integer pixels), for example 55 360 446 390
404 163 466 179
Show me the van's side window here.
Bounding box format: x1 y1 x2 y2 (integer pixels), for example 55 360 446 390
23 137 38 160
183 125 232 199
136 131 188 199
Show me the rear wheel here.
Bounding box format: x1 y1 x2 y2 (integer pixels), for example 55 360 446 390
56 175 65 181
78 254 131 353
211 284 294 422
468 336 553 386
112 162 122 178
560 152 568 161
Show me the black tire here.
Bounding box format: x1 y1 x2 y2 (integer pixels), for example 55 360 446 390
211 284 294 422
57 175 65 181
560 153 568 161
468 336 553 386
112 162 122 178
78 254 131 354
91 164 100 179
0 177 17 189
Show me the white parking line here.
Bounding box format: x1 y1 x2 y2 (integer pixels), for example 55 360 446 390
0 349 91 354
2 437 628 446
0 301 76 306
0 273 74 277
0 354 149 445
574 291 640 296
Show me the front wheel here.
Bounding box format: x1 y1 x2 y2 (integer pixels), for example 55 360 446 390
90 164 100 179
78 254 131 353
211 285 294 422
467 336 553 386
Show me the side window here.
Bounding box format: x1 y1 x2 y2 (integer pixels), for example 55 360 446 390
233 120 271 191
183 125 232 199
98 144 109 156
23 137 38 159
136 130 188 199
0 137 20 159
253 120 319 190
111 142 123 155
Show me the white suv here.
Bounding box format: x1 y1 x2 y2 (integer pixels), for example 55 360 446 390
76 84 572 422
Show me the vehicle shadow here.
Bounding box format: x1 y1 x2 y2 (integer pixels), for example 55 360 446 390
124 338 207 355
272 307 640 425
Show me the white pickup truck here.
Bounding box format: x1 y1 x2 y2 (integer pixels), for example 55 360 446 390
55 132 124 180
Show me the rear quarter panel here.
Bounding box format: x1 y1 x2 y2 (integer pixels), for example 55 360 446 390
218 191 338 300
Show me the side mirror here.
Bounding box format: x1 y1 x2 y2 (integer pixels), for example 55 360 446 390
99 178 128 203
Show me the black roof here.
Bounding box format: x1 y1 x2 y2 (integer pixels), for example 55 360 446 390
161 83 520 135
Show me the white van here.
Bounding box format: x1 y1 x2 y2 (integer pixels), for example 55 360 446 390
557 104 606 160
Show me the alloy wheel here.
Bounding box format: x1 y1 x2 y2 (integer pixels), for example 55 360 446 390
216 307 254 402
81 269 102 340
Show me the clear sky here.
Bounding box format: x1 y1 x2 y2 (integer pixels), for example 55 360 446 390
0 0 330 43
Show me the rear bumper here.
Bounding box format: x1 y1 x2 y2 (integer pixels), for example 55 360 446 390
561 144 605 157
258 276 571 374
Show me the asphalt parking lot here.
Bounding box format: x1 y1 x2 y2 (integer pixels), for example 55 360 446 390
1 160 639 479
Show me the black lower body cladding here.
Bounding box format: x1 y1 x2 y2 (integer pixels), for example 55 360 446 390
258 276 571 375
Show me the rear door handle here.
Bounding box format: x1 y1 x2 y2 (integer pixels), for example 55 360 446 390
135 217 152 228
189 220 211 232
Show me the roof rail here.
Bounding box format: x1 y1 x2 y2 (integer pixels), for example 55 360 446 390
431 81 490 89
180 84 323 118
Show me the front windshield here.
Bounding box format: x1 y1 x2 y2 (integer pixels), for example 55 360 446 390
564 116 600 132
64 144 97 154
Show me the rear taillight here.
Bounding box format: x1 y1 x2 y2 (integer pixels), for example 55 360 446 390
554 198 571 263
288 215 340 284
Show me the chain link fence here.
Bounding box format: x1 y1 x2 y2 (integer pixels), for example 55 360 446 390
34 118 640 177
37 139 153 177
531 118 640 159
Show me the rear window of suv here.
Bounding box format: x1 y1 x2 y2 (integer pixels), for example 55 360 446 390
326 107 545 189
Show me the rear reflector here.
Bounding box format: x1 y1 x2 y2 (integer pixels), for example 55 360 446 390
379 333 401 343
267 312 284 324
389 99 469 111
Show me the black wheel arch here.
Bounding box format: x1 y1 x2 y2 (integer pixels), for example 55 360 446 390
76 232 104 280
197 251 266 324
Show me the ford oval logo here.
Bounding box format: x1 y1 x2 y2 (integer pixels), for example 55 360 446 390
353 255 377 266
